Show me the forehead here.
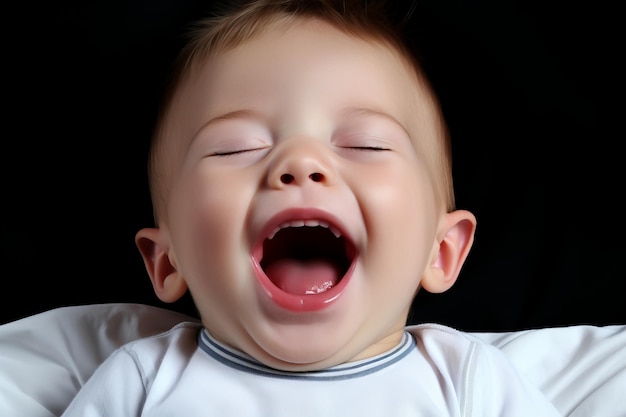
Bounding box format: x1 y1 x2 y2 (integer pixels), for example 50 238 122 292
167 19 437 147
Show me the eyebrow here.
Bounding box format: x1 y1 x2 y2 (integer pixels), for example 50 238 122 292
191 109 265 139
190 106 410 143
340 106 410 136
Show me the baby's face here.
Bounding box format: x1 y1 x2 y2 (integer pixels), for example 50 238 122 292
162 20 446 370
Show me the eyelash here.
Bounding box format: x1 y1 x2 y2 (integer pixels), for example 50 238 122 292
210 145 390 158
345 146 390 151
211 147 267 157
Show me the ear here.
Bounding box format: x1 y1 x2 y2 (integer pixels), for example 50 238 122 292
135 227 188 303
420 209 477 294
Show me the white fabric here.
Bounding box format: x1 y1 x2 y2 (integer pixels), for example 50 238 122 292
59 321 560 416
0 303 624 416
0 304 194 417
476 326 626 416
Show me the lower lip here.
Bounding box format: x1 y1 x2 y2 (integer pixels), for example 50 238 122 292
250 256 355 312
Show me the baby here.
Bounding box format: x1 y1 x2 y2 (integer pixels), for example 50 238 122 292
62 1 561 415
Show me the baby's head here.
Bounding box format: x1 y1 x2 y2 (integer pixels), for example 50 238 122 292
136 0 476 371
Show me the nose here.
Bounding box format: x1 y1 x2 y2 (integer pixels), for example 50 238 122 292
267 140 335 189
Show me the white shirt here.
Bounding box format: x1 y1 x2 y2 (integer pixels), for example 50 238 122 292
60 321 562 416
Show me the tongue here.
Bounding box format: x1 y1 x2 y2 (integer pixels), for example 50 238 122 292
265 259 339 295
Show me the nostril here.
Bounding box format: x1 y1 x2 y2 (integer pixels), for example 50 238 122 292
309 172 324 182
280 173 295 184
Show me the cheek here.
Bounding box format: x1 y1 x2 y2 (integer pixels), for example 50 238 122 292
355 159 436 226
168 167 254 264
352 161 438 271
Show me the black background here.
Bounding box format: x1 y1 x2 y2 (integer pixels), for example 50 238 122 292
3 1 625 330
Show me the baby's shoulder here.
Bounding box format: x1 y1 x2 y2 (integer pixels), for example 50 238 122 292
405 323 509 369
119 321 202 358
406 322 485 346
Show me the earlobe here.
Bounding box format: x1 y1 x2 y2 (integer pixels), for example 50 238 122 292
135 227 188 303
421 210 477 294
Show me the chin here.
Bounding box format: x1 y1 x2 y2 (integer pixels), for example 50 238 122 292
258 340 350 371
246 313 360 370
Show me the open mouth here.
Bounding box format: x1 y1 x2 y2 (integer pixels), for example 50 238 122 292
259 221 355 296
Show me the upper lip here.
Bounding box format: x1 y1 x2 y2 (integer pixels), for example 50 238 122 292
252 207 355 260
266 218 342 240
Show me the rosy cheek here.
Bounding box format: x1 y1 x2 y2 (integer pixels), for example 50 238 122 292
183 168 250 234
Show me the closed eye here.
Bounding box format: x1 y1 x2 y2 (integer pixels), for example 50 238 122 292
210 147 269 157
344 146 391 151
